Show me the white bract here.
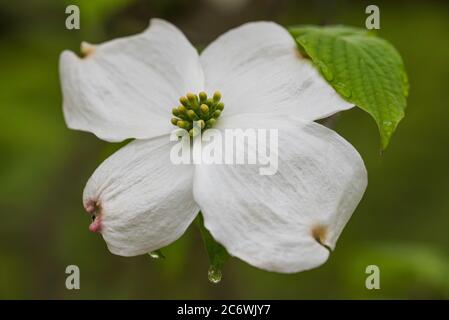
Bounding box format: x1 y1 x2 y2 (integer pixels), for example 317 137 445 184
59 19 367 273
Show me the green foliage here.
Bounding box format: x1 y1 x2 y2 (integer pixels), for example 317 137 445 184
1 0 448 299
63 0 136 25
340 244 449 299
196 213 230 276
289 25 409 149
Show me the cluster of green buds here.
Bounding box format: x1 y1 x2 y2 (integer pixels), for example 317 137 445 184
171 91 224 136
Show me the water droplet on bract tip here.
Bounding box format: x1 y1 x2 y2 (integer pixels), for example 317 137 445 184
318 62 334 81
334 82 352 98
149 251 162 259
208 266 222 284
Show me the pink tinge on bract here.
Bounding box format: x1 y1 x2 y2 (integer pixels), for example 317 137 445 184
85 199 102 233
84 202 96 214
89 217 102 233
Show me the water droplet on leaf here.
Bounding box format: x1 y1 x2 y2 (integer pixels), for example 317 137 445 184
401 71 409 96
317 61 334 81
208 266 222 284
334 82 352 98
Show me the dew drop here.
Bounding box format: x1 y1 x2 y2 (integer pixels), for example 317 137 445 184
317 61 334 81
401 71 409 96
334 82 352 98
383 120 393 127
207 266 222 284
148 250 165 259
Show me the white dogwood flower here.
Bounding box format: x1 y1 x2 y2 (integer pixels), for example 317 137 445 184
59 19 367 273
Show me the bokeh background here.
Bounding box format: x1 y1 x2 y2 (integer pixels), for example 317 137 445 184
1 0 448 299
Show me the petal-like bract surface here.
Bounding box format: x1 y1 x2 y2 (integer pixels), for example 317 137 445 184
83 136 199 256
200 22 353 122
194 114 367 272
60 19 204 142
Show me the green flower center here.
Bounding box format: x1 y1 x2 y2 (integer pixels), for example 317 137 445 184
171 91 224 136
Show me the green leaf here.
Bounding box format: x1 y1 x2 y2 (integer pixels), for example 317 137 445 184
196 212 229 282
289 25 409 150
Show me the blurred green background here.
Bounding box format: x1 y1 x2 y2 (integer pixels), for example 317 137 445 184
1 0 448 299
